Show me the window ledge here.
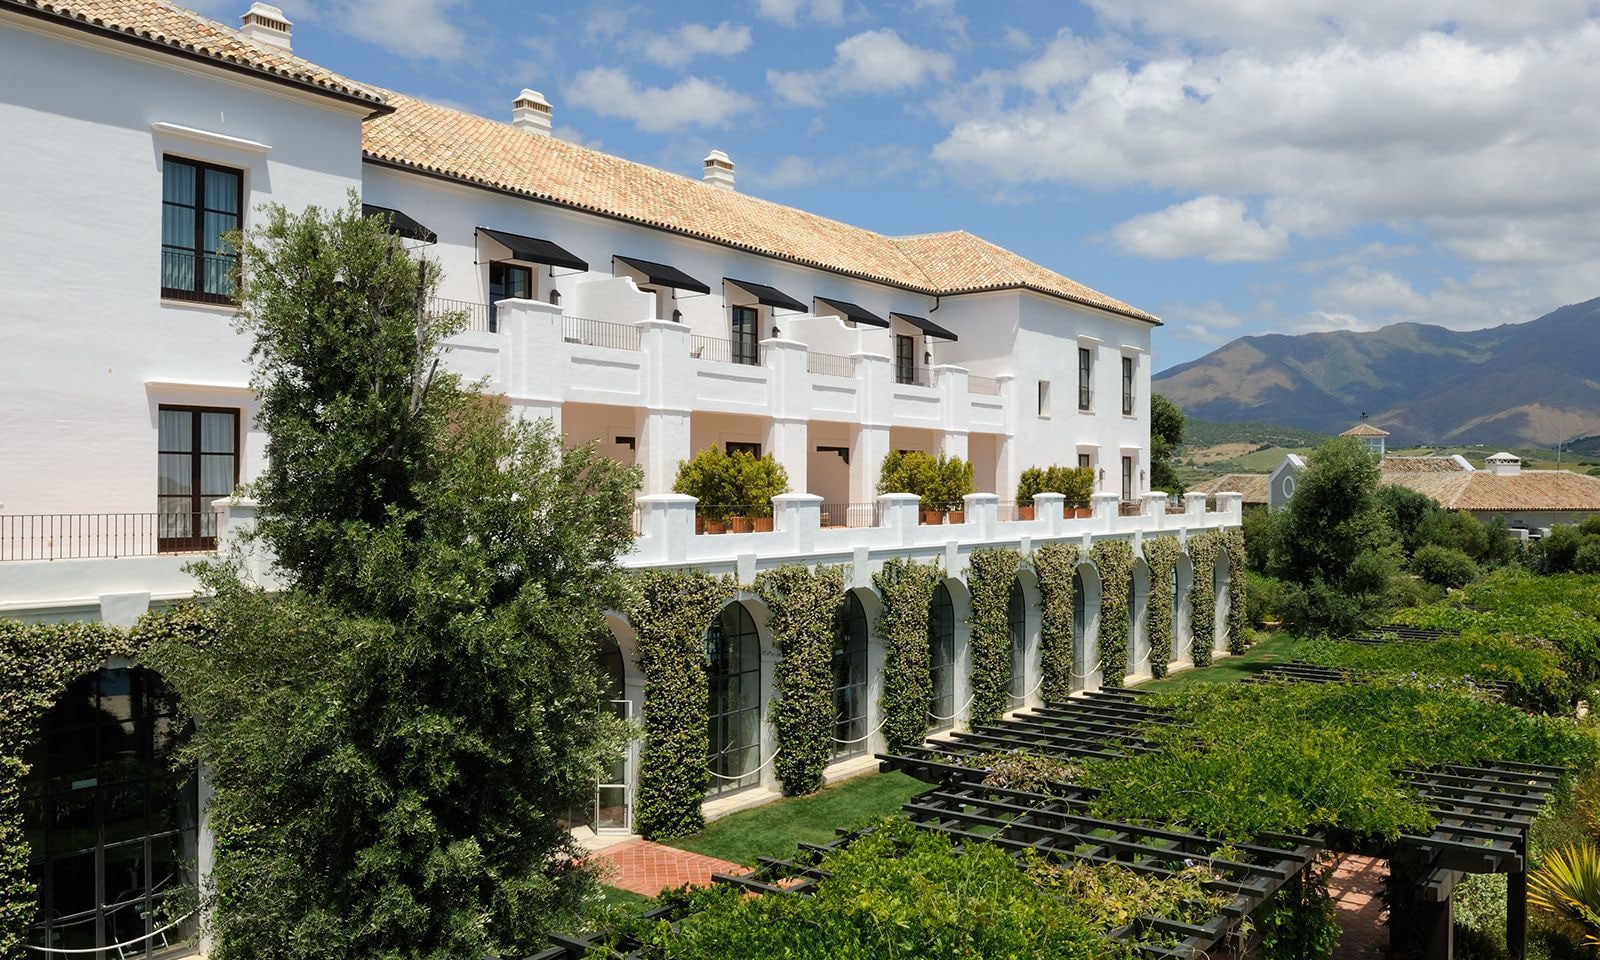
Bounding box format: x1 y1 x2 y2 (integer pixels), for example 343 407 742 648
161 297 238 315
152 121 270 154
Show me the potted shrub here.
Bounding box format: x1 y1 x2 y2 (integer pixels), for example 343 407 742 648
1061 466 1095 517
879 450 948 524
731 449 789 533
1016 466 1047 521
940 453 974 524
673 446 736 534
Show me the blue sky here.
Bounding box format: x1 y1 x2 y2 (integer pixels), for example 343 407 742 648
200 0 1600 370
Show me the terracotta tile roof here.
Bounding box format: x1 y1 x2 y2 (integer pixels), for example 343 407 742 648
1381 456 1470 474
1 0 384 106
1187 473 1270 504
1389 470 1600 512
362 92 1159 324
1341 423 1390 437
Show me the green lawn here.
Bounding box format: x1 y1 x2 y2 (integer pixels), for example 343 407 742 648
665 770 927 867
595 883 652 912
1132 630 1303 693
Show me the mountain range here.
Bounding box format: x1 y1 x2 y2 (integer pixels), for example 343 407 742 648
1153 298 1600 448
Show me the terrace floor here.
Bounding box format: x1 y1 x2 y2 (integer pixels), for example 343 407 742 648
594 839 746 897
1330 854 1388 959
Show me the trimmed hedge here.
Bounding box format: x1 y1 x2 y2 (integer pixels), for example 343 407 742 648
626 570 732 839
1090 540 1135 685
875 558 943 751
755 565 846 796
1224 528 1250 654
1034 543 1081 702
966 549 1024 726
1187 530 1223 668
1142 537 1181 677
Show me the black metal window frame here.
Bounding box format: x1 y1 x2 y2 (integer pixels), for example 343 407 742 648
928 584 956 731
706 604 763 795
730 305 761 366
1122 355 1136 415
160 156 242 304
1008 581 1028 706
1077 347 1093 410
1122 455 1134 501
725 441 762 458
894 334 917 385
157 405 239 553
831 594 870 761
489 261 534 333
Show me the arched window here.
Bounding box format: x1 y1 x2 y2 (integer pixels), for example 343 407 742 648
594 631 631 829
23 667 196 954
1171 569 1182 661
831 594 870 761
1128 575 1139 674
928 584 956 731
1007 581 1027 708
706 604 762 794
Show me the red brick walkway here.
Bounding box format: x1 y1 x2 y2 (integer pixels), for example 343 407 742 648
1330 854 1388 959
591 839 747 896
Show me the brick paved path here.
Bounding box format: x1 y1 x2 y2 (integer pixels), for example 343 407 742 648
1330 854 1388 959
592 838 747 896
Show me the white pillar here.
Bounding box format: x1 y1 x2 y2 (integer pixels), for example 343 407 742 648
963 492 998 538
638 320 694 495
878 493 921 544
1184 491 1208 518
1033 492 1066 537
1217 491 1244 523
1092 492 1120 530
637 409 691 496
940 430 969 460
850 422 892 506
636 494 696 564
764 416 810 495
853 351 894 502
773 493 823 556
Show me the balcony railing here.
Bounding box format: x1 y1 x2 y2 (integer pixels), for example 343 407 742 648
428 296 492 333
562 316 642 351
819 502 880 529
806 351 855 379
895 365 935 388
1 513 216 562
689 335 759 366
968 375 1002 396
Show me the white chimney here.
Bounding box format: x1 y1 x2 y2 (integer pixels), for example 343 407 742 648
512 89 553 136
239 3 292 51
1486 452 1522 476
703 150 735 191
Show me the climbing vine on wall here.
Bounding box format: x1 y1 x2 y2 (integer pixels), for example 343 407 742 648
0 605 214 959
1033 543 1080 703
625 569 733 839
1224 528 1250 655
965 549 1024 726
1090 540 1135 686
874 557 943 752
755 565 846 797
1142 537 1181 679
1188 529 1224 668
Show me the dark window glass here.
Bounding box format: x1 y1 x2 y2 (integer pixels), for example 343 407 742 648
1122 455 1134 500
1122 356 1135 415
489 261 533 333
730 305 760 365
1078 453 1092 470
725 442 762 458
928 585 956 731
158 406 237 551
1078 347 1093 410
1071 570 1087 685
706 604 762 794
831 594 870 761
895 334 917 385
1037 381 1050 418
161 157 241 303
24 668 197 954
1008 582 1028 707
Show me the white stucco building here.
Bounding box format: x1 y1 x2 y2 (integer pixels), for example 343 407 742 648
0 2 1242 953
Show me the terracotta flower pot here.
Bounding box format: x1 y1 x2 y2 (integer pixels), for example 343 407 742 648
1018 505 1035 521
705 518 728 534
946 510 965 525
730 516 753 533
1073 505 1092 518
695 515 706 535
752 517 773 532
920 510 946 525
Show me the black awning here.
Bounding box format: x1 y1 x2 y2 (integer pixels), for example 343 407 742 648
892 312 958 342
362 204 436 243
814 296 889 328
725 278 807 313
479 227 588 271
614 255 711 294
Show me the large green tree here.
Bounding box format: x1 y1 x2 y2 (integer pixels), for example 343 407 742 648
1150 394 1186 495
145 198 638 959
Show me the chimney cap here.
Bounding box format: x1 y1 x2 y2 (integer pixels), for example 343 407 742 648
239 2 292 50
702 150 736 190
704 149 733 169
514 89 552 112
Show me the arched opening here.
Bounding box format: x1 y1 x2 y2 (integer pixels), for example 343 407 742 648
1214 547 1233 654
831 593 870 761
1129 559 1151 681
928 583 957 732
23 665 197 954
1174 554 1195 665
706 602 763 795
594 630 630 830
1007 580 1028 708
1071 569 1087 692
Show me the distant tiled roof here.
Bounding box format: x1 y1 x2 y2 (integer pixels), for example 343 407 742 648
1390 470 1600 512
1341 423 1390 438
362 92 1159 323
1382 456 1469 475
1 0 384 106
1188 473 1270 504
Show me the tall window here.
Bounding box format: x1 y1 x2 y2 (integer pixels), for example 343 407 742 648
706 604 762 794
831 595 870 761
1008 581 1028 708
161 157 241 303
23 667 197 954
157 406 237 552
895 334 917 385
1078 453 1092 470
1122 455 1134 501
1077 347 1093 410
730 305 760 366
1122 356 1136 415
1071 569 1087 686
489 261 532 333
928 584 956 731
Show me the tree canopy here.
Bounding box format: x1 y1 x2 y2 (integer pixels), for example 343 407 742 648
1150 394 1186 495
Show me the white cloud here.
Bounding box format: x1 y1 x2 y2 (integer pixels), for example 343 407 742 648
564 68 756 133
770 29 955 106
742 145 920 190
1164 300 1248 344
641 21 753 67
1111 196 1288 263
1000 26 1034 51
757 0 845 27
324 0 470 61
583 7 631 44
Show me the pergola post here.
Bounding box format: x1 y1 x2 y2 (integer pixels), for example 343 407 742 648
1508 839 1528 959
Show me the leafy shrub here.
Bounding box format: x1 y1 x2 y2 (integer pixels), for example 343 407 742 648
1143 537 1181 677
980 751 1082 792
1574 541 1600 575
755 565 846 796
1296 635 1574 711
1033 543 1081 701
939 453 976 509
1017 465 1095 506
673 446 790 519
1378 483 1441 556
874 557 943 751
1090 540 1135 683
966 549 1024 725
1412 544 1480 589
1246 572 1288 626
1581 516 1600 538
878 450 973 511
1241 506 1276 573
1532 526 1587 575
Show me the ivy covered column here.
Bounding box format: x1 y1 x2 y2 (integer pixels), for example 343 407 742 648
754 565 846 796
965 549 1023 726
874 558 942 751
1032 543 1079 703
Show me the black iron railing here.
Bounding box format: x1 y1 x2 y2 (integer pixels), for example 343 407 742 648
562 316 642 350
819 503 880 529
1 513 217 561
806 351 855 378
428 296 492 333
895 365 935 387
690 335 759 366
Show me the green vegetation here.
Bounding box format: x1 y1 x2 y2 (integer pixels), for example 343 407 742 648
1016 464 1095 506
755 565 849 796
1136 630 1302 692
1297 635 1572 711
667 772 927 867
878 449 975 512
1149 394 1187 495
672 445 790 520
966 549 1025 725
1181 418 1334 450
874 557 944 751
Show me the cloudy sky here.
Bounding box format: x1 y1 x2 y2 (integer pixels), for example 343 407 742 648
196 0 1600 368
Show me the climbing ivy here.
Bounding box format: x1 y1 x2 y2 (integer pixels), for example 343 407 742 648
0 605 215 960
966 549 1024 726
755 565 846 796
874 558 943 752
625 570 733 839
1188 530 1224 668
1090 541 1135 685
1142 537 1181 678
1224 528 1250 654
1033 543 1080 703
